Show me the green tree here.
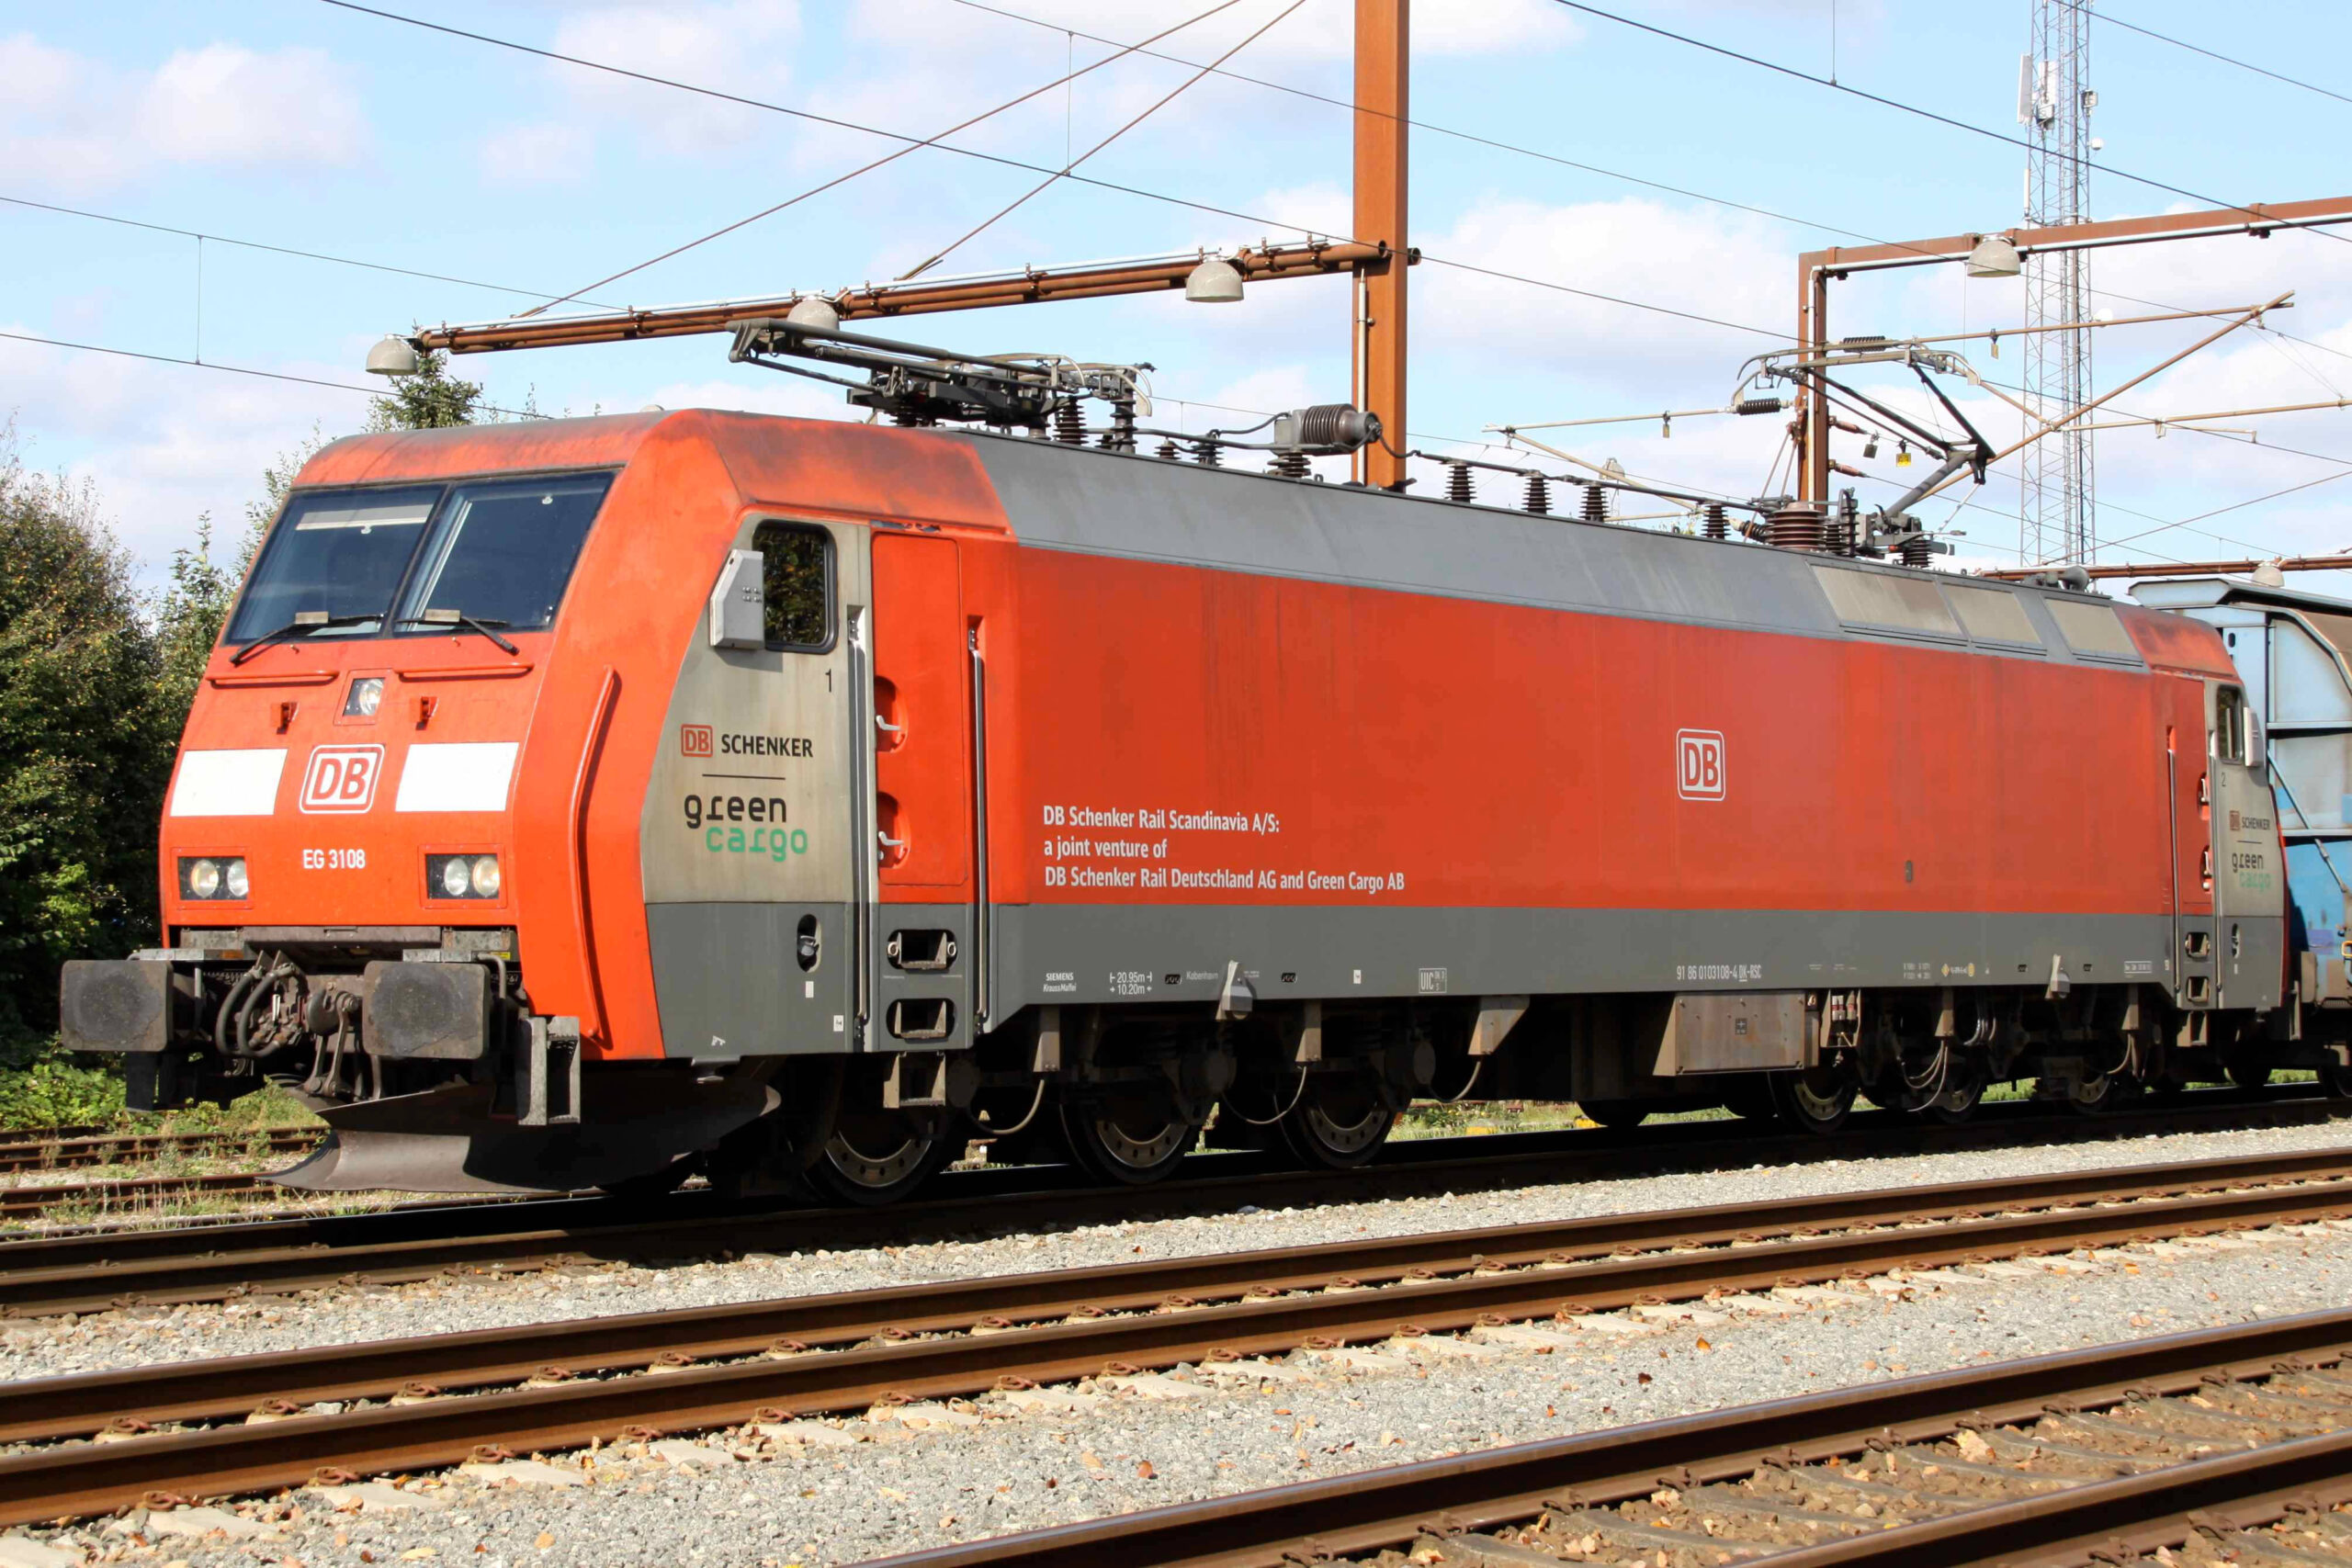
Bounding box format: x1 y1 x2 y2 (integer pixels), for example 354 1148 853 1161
365 348 484 432
0 429 169 1056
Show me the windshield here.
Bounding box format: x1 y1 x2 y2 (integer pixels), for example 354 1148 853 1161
394 476 610 631
223 488 439 642
223 473 615 645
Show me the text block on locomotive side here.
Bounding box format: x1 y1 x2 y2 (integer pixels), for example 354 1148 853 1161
1676 729 1726 802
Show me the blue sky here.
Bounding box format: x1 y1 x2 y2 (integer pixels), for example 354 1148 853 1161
7 0 2352 589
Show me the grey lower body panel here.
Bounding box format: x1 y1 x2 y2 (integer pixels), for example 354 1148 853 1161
646 901 854 1058
646 899 979 1057
990 903 2203 1010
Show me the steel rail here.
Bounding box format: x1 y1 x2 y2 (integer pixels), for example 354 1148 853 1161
0 1152 2348 1524
0 1171 276 1222
1751 1431 2352 1566
0 1127 317 1177
4 1143 2346 1446
1 1089 2342 1318
866 1308 2352 1568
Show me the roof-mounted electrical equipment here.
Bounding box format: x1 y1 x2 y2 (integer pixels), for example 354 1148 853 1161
727 317 1152 439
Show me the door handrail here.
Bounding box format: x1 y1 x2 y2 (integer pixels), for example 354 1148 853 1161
568 668 622 1042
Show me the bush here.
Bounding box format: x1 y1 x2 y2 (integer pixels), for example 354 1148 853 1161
0 1045 125 1130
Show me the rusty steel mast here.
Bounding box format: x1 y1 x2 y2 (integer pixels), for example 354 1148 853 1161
2020 0 2098 565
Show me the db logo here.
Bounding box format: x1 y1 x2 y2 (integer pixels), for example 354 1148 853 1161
300 745 385 815
680 725 715 757
1676 729 1725 801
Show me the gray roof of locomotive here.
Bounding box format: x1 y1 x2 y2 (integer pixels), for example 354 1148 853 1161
952 429 2142 671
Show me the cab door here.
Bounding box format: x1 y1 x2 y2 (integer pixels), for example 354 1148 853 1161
2209 680 2286 1010
865 531 977 1052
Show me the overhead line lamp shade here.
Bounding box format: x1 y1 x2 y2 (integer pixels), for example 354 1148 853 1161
785 296 842 332
1184 257 1244 303
366 334 422 377
1965 234 2023 277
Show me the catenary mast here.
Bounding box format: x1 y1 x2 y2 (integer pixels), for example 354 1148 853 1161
2020 0 2098 564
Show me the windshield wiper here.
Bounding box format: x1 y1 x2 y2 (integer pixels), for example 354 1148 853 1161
401 607 518 654
228 610 379 666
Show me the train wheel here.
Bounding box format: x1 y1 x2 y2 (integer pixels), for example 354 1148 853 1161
2064 1071 2140 1117
1577 1100 1649 1129
1059 1093 1201 1187
1770 1069 1855 1134
1276 1076 1393 1170
807 1111 955 1207
2228 1061 2273 1091
1918 1060 1985 1125
2323 1056 2352 1098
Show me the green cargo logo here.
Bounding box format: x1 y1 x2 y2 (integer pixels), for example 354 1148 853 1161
707 824 808 861
683 792 808 862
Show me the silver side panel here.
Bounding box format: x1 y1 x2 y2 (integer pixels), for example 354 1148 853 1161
641 517 866 1057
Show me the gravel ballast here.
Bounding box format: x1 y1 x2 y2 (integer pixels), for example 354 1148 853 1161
5 1203 2347 1566
5 1115 2347 1381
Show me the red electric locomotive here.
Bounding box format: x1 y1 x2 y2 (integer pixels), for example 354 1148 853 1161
57 364 2329 1201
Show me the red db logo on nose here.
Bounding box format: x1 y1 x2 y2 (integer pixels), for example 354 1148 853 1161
680 725 715 757
1676 730 1725 801
300 745 385 814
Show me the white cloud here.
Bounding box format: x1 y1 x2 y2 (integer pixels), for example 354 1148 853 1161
481 121 595 186
0 328 363 581
1417 194 1790 391
0 35 368 191
549 2 800 153
848 0 1577 65
138 44 367 167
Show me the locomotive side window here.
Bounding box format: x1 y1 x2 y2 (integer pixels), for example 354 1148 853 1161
224 487 440 642
2216 685 2252 764
397 473 614 633
754 522 833 651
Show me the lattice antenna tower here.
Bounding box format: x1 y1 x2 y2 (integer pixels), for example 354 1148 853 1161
2019 0 2098 565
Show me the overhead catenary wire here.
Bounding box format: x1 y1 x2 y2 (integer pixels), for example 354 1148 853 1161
2076 2 2352 111
520 0 1256 317
944 0 2352 381
0 193 622 310
896 0 1307 283
0 329 542 419
1542 0 2352 253
312 0 1798 346
264 0 2352 568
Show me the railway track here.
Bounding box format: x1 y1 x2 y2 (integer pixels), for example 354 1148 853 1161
0 1125 318 1177
0 1170 277 1223
875 1311 2352 1568
0 1145 2346 1527
0 1084 2344 1317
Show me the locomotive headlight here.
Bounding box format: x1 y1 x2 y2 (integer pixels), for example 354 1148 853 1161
344 676 385 717
178 856 248 900
427 853 503 899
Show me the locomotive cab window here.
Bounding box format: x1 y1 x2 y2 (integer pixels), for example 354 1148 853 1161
396 474 613 633
754 522 833 650
225 487 441 642
227 473 616 646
